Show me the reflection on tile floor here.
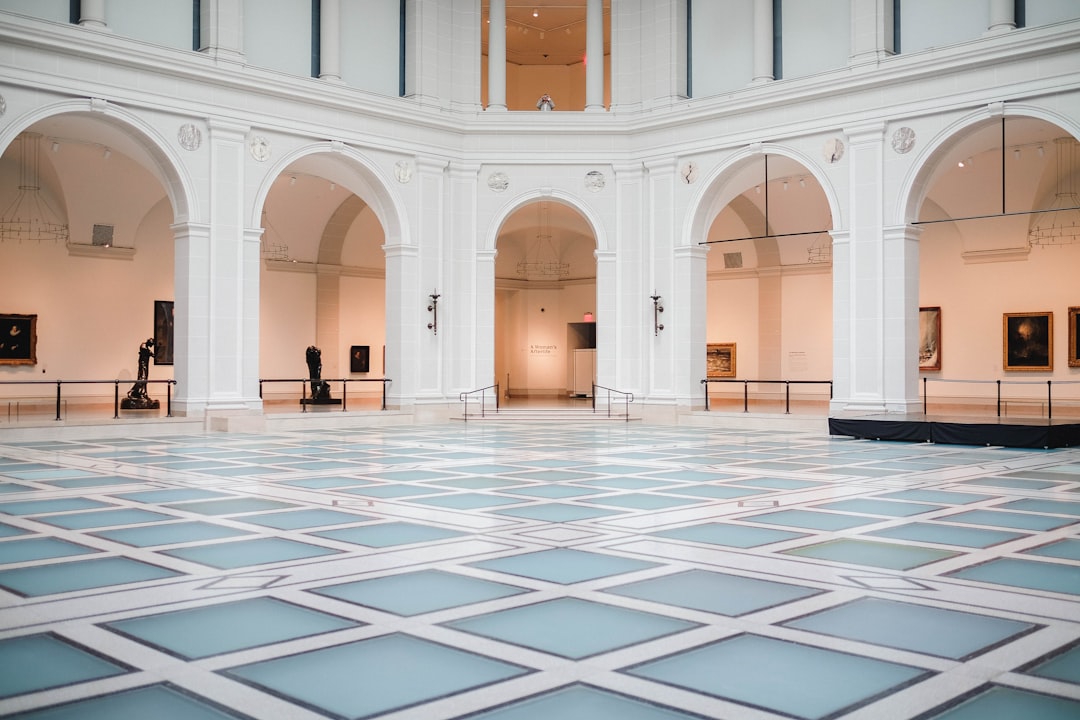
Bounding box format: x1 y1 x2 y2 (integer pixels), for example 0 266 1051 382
0 423 1078 719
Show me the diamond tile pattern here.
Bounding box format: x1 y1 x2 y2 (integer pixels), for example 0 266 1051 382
0 422 1077 719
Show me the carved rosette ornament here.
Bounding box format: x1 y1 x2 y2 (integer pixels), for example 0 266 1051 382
249 135 271 162
0 94 6 117
487 172 509 192
177 123 201 151
892 126 916 154
584 170 605 192
394 160 413 184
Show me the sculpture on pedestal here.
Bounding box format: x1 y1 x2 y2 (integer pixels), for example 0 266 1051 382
306 345 332 400
121 338 160 409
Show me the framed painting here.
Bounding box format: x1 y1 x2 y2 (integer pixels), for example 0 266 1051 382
919 306 941 371
707 343 736 378
1003 312 1052 371
1069 306 1079 368
153 300 174 365
0 313 37 365
350 345 370 373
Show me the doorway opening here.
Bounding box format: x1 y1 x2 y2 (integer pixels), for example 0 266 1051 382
494 200 597 407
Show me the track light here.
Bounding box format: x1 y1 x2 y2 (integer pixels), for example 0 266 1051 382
290 176 296 186
102 148 111 159
782 181 789 191
329 182 336 191
799 177 806 188
532 8 538 17
51 141 60 152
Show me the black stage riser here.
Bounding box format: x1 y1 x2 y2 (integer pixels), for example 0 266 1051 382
829 417 1080 449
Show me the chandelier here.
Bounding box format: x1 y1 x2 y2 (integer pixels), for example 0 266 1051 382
516 202 569 280
1029 136 1080 247
0 132 69 243
259 209 291 261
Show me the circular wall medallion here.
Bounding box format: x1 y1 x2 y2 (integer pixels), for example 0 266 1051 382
249 135 271 162
823 138 845 164
487 172 509 192
0 94 7 117
892 126 916 154
177 123 201 151
394 160 413 184
585 170 605 192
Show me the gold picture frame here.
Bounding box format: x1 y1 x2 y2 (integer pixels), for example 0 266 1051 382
1003 312 1052 371
919 306 941 371
1069 306 1079 368
707 343 736 378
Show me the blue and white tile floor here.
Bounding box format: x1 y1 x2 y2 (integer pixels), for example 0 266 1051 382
0 423 1078 719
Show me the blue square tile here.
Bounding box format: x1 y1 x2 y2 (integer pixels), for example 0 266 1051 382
469 548 658 584
605 569 823 616
310 569 529 615
0 634 128 699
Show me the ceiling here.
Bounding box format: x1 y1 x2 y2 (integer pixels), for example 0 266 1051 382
481 0 611 66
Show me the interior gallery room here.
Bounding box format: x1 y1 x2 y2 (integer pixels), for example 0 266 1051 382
0 1 1079 719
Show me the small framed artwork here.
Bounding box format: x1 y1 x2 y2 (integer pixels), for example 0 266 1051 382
919 306 941 371
0 313 37 365
1003 312 1052 371
153 300 174 365
1069 306 1079 368
350 345 370 373
707 343 736 378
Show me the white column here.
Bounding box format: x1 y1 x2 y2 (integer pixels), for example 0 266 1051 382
171 221 210 416
487 0 507 110
199 0 244 62
445 161 480 395
987 0 1016 34
882 225 922 412
79 0 107 29
752 0 774 84
585 0 604 110
594 249 617 403
319 0 342 82
383 243 420 411
673 244 709 411
832 121 922 413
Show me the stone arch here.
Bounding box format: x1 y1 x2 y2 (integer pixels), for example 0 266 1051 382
484 188 607 255
897 103 1080 226
0 98 197 223
251 141 407 248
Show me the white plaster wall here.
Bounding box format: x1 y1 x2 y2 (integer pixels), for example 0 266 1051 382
1026 0 1080 28
109 0 193 52
899 0 987 54
0 1 66 23
244 0 312 77
780 0 850 80
690 0 753 97
340 0 400 97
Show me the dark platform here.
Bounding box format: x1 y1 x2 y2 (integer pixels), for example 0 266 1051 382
300 398 342 406
829 413 1080 449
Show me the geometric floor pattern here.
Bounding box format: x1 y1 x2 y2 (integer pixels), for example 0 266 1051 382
0 422 1078 719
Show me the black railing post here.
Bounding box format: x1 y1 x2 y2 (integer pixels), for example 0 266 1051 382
923 377 927 415
996 380 1001 417
785 381 791 414
56 380 62 421
167 381 173 417
1048 380 1052 420
113 380 120 419
342 380 348 412
703 380 710 411
259 380 263 399
301 380 307 412
495 383 500 412
743 381 749 413
382 380 388 411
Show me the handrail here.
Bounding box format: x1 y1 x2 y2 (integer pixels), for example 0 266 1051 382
701 378 833 414
258 377 391 412
921 377 1080 419
592 383 634 421
459 383 499 420
0 379 176 420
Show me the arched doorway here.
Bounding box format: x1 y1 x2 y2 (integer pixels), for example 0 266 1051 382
494 199 597 405
0 109 186 417
910 115 1080 415
702 153 834 412
258 156 388 411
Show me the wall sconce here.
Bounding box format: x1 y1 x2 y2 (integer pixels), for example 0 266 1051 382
427 290 440 335
650 291 664 336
